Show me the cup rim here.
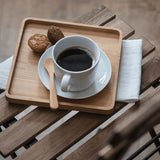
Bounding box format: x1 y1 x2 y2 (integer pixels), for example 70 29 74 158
52 35 101 74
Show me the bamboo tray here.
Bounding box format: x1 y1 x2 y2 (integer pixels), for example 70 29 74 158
6 18 122 114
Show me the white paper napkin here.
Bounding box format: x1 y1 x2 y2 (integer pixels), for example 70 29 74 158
0 39 142 103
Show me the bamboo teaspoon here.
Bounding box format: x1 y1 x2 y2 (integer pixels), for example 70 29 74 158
44 58 59 110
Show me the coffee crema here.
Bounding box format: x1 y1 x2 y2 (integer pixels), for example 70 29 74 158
56 47 94 72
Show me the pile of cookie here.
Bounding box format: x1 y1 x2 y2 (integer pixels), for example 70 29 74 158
28 26 64 54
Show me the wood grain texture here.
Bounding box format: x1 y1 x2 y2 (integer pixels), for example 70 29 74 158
0 2 159 160
0 108 69 156
0 6 127 158
73 5 106 23
5 18 122 114
12 54 160 159
14 8 159 160
104 18 135 39
77 11 156 59
99 91 160 160
14 87 160 160
0 6 157 159
15 113 108 160
4 6 156 115
142 51 155 66
0 0 159 64
129 34 155 57
0 6 121 157
81 7 116 26
1 55 158 158
64 86 160 160
0 92 27 125
0 5 158 159
141 55 160 92
74 5 116 25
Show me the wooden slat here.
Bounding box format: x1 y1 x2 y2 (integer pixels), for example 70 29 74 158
15 113 108 160
0 5 134 157
141 54 160 92
1 5 156 159
0 6 118 157
75 7 155 60
129 34 155 57
64 87 160 160
74 5 106 23
0 92 27 125
85 7 116 26
15 87 160 160
15 13 159 160
0 6 157 159
104 16 158 93
0 108 69 156
142 51 154 65
74 5 115 25
104 18 135 39
13 54 160 159
0 33 154 125
98 91 160 160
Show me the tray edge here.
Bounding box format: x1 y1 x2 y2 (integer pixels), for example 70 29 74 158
5 17 123 114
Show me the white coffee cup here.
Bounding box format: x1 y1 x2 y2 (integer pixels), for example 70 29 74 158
52 35 101 92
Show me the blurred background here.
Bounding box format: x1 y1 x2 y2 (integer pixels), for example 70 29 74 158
0 0 160 63
0 0 160 159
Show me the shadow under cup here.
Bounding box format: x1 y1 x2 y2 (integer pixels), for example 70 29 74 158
52 35 101 92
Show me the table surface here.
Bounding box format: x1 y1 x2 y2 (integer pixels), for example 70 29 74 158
0 5 160 160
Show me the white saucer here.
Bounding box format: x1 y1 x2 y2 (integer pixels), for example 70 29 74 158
38 46 112 99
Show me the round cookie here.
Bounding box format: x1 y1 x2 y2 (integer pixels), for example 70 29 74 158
28 34 50 54
47 26 64 44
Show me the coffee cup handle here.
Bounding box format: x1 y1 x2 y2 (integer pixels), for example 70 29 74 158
61 74 71 92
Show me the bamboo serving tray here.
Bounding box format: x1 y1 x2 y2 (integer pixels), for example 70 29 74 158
6 18 122 114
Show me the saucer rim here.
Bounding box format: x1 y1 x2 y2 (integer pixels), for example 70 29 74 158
38 46 112 99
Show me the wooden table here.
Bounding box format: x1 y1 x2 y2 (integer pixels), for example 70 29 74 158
0 5 160 160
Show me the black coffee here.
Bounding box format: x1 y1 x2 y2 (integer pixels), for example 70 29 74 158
56 47 93 71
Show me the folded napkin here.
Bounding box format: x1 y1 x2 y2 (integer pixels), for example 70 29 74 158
0 39 142 103
116 39 142 102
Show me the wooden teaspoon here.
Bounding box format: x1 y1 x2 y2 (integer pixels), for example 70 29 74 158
44 58 59 110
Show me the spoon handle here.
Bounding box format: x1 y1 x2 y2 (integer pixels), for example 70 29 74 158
49 72 59 109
